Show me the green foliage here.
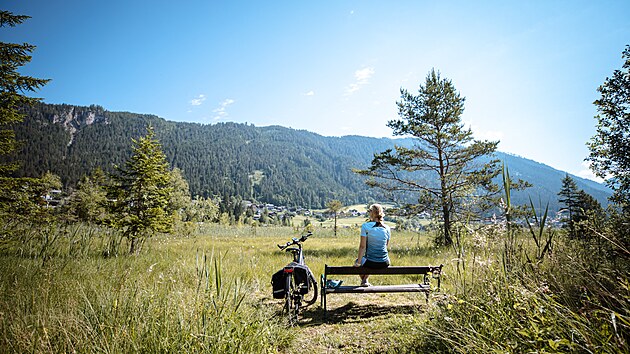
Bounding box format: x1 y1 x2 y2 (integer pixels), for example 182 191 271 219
169 167 192 220
395 166 630 353
109 125 174 254
0 11 50 175
0 171 62 223
588 45 630 209
558 173 605 240
183 195 220 222
65 168 109 223
0 11 50 226
356 69 500 246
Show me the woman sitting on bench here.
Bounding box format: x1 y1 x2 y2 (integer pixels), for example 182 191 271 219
354 204 391 287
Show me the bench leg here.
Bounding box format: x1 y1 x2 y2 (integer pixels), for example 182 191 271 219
321 274 328 319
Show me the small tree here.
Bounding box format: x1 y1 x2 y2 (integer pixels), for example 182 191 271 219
356 69 500 246
109 125 173 254
558 173 580 238
326 199 343 236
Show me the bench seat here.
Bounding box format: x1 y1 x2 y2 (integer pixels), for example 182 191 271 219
326 284 431 294
321 264 443 316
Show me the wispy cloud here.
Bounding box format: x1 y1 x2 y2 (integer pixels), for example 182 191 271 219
345 66 375 95
190 94 206 106
304 90 315 96
213 98 235 120
465 120 504 142
577 161 605 183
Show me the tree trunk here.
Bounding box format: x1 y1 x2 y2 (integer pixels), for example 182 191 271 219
129 237 139 255
438 146 453 247
442 203 452 246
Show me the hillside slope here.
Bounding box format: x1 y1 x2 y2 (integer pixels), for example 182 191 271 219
6 103 610 211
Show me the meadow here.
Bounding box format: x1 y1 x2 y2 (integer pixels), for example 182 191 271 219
1 220 628 353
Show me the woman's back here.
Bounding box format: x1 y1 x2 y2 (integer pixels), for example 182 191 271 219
361 221 390 263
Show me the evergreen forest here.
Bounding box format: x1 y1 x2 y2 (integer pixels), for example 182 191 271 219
5 102 610 211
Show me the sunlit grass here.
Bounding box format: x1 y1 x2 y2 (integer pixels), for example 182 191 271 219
2 219 627 353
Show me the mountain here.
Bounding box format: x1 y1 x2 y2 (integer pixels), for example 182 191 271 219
6 103 611 211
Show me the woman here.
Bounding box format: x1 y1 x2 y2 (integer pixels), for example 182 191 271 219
354 204 391 287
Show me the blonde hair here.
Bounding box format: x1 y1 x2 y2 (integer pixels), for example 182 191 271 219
369 204 385 222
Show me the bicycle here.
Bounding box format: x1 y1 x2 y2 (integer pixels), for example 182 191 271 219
271 232 318 324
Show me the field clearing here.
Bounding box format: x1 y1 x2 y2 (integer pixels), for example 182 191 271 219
0 224 448 353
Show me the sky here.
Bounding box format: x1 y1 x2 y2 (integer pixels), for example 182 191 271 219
3 1 629 182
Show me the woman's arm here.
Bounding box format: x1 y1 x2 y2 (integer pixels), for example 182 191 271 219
355 236 367 267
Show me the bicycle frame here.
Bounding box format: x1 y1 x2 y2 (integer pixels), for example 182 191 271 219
276 232 317 324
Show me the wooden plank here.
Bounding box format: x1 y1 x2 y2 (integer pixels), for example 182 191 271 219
325 265 440 275
325 284 430 294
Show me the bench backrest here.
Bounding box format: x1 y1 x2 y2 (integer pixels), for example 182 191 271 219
325 265 442 275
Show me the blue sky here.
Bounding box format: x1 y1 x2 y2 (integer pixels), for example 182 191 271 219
3 1 629 182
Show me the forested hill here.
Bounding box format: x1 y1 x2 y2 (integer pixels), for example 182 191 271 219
8 102 610 210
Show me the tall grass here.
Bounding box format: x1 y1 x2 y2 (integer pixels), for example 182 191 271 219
0 220 447 352
4 211 628 353
398 166 630 353
0 223 294 353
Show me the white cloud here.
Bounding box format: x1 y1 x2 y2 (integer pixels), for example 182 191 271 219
465 121 504 141
212 98 235 120
345 66 375 95
355 67 375 83
304 90 315 96
576 161 605 183
190 94 206 106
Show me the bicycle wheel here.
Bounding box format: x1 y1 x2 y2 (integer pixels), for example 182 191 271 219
284 273 299 323
304 270 318 306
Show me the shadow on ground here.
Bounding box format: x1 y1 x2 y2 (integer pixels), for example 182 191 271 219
298 301 425 326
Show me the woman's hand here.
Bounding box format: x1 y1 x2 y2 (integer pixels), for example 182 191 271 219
353 258 361 267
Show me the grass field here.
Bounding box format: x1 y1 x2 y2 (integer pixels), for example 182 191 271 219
1 221 627 353
0 224 446 353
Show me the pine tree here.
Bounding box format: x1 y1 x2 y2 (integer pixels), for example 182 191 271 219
356 69 500 246
0 11 50 175
0 11 50 218
109 125 173 254
558 174 581 238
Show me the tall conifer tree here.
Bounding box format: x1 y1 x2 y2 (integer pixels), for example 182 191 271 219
0 11 50 175
110 125 173 254
0 11 50 218
356 69 500 246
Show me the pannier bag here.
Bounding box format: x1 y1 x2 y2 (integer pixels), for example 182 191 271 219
271 269 285 299
271 262 312 298
290 263 311 295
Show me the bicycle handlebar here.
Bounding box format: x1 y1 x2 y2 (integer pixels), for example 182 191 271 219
277 232 313 250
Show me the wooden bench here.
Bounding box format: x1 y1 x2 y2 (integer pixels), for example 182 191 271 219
320 264 443 315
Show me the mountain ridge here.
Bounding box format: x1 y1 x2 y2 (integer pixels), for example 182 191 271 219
7 102 611 211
